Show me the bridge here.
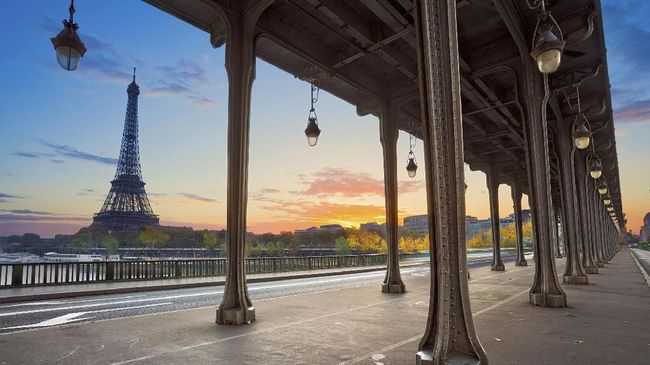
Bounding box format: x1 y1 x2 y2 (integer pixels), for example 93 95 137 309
0 1 642 364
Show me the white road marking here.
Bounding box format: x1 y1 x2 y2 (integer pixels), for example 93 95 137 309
0 303 173 330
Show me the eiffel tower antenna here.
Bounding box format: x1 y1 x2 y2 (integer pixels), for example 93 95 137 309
92 71 159 231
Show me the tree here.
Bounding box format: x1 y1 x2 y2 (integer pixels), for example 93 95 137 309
203 231 218 252
21 233 41 246
102 235 119 254
138 227 170 256
335 237 350 255
70 227 109 249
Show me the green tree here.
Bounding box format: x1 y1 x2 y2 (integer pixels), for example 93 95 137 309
102 235 119 254
138 227 170 257
203 231 218 252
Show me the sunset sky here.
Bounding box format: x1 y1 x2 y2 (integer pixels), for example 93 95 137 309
0 1 648 238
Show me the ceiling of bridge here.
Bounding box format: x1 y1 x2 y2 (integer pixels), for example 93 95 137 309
143 0 623 224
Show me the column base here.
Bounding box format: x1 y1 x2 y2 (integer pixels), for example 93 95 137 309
563 275 588 285
515 259 528 267
584 267 599 274
529 292 567 307
416 350 480 365
382 282 406 293
216 306 255 325
491 264 505 271
555 254 563 258
596 262 605 268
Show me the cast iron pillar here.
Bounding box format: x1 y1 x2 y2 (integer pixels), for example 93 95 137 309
413 0 487 363
487 165 505 271
589 183 605 268
556 118 588 285
216 0 275 325
575 151 598 274
493 0 566 307
598 205 610 263
512 181 527 266
379 99 406 293
520 71 567 305
554 208 563 258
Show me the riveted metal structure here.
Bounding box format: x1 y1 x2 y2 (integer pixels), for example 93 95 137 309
143 0 625 362
93 71 159 231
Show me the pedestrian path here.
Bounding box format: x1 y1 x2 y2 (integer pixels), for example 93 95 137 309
0 249 646 364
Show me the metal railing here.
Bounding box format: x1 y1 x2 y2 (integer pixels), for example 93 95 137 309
0 254 390 288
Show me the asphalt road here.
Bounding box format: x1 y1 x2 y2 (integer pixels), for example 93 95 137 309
0 252 525 334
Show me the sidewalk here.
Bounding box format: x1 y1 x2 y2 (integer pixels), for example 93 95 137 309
0 260 428 304
0 249 647 364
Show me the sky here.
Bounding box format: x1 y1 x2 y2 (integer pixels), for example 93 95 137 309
0 1 647 238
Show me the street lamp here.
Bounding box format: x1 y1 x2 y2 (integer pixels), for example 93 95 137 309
406 134 418 178
50 0 86 71
530 11 565 74
607 206 614 212
603 197 611 206
597 180 608 195
588 156 602 179
572 115 591 149
304 81 321 147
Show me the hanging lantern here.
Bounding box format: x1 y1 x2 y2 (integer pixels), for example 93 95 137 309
50 0 86 71
304 81 321 147
588 157 602 179
572 115 591 150
597 180 608 195
530 12 565 74
603 198 611 206
405 134 418 178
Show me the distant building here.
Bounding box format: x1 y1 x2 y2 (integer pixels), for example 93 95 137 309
294 224 344 235
640 213 650 242
360 222 386 234
403 213 525 240
403 215 428 235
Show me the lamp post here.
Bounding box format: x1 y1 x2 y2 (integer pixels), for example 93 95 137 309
50 0 86 71
530 2 565 74
304 81 321 147
405 134 418 178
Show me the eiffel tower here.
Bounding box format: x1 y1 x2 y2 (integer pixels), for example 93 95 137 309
92 69 159 231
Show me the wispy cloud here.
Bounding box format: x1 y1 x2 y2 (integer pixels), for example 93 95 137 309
147 59 215 107
612 99 650 123
0 214 88 223
297 168 424 197
179 193 219 203
0 193 25 200
41 141 117 165
1 209 53 215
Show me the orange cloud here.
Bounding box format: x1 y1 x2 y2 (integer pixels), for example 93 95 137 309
297 167 424 197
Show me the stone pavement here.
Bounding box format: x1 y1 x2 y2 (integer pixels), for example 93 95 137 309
0 249 647 364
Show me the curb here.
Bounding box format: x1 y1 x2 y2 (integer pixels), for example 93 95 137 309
629 249 650 288
0 261 427 304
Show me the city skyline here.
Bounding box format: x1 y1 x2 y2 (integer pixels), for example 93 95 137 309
0 0 648 237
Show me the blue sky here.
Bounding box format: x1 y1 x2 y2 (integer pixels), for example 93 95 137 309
0 0 647 237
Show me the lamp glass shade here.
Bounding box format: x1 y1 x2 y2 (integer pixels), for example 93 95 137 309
607 207 614 211
603 199 611 205
304 117 321 147
406 157 417 178
598 187 608 195
536 49 561 74
574 135 590 150
55 46 81 71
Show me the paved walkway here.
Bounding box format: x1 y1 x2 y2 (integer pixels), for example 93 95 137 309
0 249 647 364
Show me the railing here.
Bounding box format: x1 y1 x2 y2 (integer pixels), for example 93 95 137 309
0 254 390 288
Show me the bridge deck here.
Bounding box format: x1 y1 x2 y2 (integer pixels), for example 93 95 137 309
0 249 647 364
